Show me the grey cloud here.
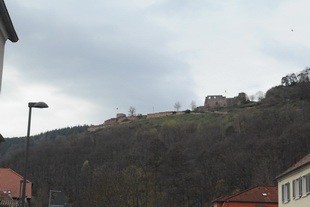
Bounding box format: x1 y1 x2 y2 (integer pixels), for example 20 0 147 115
260 39 310 67
6 0 196 117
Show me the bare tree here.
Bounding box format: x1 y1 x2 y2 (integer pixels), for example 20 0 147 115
282 73 298 86
190 101 196 111
297 68 310 83
249 95 255 102
128 106 136 116
174 102 181 111
256 91 265 102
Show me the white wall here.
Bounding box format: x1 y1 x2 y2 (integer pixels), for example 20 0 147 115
0 17 8 91
278 165 310 207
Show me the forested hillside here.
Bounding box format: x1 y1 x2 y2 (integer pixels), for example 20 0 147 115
0 125 89 161
0 82 310 207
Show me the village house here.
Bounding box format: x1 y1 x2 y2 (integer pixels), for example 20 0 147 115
0 190 17 207
211 186 278 207
276 153 310 207
0 168 32 206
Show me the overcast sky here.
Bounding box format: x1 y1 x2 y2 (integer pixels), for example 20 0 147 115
1 0 310 137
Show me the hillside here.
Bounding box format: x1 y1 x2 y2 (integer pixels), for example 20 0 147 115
0 125 89 161
0 82 310 207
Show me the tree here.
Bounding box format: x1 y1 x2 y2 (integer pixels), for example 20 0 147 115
190 101 196 111
174 102 181 111
255 91 265 102
249 95 255 102
289 73 297 85
297 68 310 83
282 73 297 86
281 76 289 86
128 106 136 116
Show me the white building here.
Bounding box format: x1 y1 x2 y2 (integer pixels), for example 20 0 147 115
0 0 18 91
276 153 310 207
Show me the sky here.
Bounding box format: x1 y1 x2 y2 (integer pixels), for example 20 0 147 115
0 0 310 137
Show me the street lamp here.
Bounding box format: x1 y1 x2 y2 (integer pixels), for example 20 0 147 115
21 102 48 207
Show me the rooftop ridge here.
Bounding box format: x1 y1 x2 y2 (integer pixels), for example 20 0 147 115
276 153 310 180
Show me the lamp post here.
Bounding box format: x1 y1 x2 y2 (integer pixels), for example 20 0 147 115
21 102 48 207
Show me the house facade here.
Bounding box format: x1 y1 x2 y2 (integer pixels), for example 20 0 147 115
0 168 32 206
211 186 278 207
0 191 18 207
276 153 310 207
0 0 18 91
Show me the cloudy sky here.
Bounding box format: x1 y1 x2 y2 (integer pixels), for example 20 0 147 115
1 0 310 137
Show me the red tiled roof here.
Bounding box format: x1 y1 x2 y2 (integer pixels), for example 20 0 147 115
0 168 32 198
213 186 278 203
276 153 310 180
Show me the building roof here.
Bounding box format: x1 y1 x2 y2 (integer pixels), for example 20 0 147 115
276 153 310 180
0 134 4 143
0 191 11 200
212 186 278 204
0 0 18 42
0 168 32 198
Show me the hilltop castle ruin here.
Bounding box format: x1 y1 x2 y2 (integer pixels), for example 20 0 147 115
196 92 248 112
88 92 249 132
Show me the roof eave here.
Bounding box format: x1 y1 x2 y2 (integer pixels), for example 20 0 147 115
225 200 278 204
0 0 18 42
276 162 310 181
0 134 4 142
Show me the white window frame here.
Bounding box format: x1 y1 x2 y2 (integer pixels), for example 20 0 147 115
293 177 301 199
294 173 310 199
301 175 307 197
306 173 310 195
282 182 290 203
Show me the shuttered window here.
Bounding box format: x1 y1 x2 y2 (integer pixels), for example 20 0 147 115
282 182 290 203
293 177 301 199
306 173 310 195
301 175 307 197
293 173 310 199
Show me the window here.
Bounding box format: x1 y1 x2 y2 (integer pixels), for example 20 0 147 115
282 182 290 203
306 173 310 195
293 177 302 199
293 174 310 199
301 175 307 197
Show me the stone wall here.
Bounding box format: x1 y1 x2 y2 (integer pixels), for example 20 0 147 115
204 95 227 110
117 113 126 118
146 111 175 119
204 92 247 110
227 92 247 106
89 111 186 132
104 115 147 126
104 118 117 126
